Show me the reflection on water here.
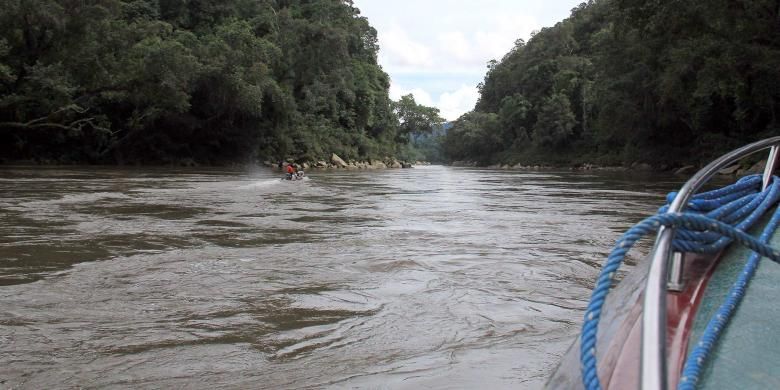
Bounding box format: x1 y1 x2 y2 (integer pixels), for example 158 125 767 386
0 165 682 388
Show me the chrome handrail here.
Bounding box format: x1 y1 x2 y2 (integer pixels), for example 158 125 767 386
641 136 780 390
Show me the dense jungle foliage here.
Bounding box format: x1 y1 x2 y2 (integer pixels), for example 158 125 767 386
0 0 441 164
444 0 780 168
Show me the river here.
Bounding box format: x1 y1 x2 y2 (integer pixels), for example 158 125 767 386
0 165 683 389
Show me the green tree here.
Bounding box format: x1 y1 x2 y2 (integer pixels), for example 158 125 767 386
443 112 501 163
533 93 576 147
393 94 444 138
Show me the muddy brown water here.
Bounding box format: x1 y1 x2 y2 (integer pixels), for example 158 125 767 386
0 165 683 389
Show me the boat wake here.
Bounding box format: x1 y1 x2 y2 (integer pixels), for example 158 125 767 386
239 179 283 189
239 176 311 190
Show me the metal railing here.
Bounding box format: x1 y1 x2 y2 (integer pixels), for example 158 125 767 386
641 136 780 390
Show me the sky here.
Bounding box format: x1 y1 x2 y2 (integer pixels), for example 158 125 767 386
351 0 585 121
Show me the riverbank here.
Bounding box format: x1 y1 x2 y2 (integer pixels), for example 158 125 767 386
450 159 768 177
261 153 417 171
0 152 424 170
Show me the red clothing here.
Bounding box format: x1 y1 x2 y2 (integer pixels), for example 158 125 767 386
286 165 295 174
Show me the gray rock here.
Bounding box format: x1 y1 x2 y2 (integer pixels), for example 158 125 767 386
331 153 348 167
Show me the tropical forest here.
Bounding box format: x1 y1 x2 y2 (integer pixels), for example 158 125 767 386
1 0 779 169
445 0 780 168
0 0 441 165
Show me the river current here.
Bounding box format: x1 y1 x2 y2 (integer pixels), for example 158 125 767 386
0 165 682 389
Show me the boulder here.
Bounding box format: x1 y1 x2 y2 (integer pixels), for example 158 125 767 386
371 159 387 169
331 153 348 168
390 160 402 168
402 163 412 168
315 160 328 168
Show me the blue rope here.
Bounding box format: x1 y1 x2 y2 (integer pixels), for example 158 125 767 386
580 175 780 390
678 195 780 389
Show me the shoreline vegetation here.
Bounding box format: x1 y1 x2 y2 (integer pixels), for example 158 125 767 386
451 159 766 178
263 154 762 177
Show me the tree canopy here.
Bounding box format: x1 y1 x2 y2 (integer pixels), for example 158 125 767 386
0 0 421 165
392 93 445 162
444 0 780 168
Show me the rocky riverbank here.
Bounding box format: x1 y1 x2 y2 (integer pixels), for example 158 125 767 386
449 159 769 177
264 153 415 171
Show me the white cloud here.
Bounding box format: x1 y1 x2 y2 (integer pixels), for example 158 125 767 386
377 12 540 74
474 14 540 62
437 32 472 63
352 0 582 120
378 27 434 69
389 82 434 107
438 85 480 121
391 82 478 121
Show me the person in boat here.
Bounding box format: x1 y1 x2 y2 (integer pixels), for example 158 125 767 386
285 162 295 180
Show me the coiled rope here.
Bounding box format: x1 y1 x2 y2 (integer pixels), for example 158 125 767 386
677 185 780 389
580 175 780 390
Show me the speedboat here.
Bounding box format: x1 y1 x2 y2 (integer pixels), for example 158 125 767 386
546 136 780 390
282 171 306 181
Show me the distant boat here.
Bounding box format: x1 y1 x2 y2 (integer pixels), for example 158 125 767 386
546 136 780 390
282 171 307 181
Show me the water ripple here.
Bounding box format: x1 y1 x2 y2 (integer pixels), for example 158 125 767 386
0 165 681 389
